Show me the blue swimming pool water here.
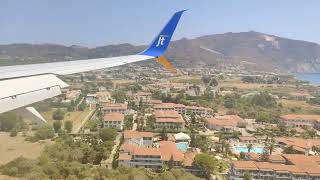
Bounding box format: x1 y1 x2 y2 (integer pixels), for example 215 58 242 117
234 146 264 154
176 142 188 152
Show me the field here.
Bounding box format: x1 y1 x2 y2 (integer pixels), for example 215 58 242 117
41 108 92 133
0 133 52 165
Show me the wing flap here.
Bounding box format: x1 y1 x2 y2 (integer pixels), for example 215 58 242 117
0 74 68 113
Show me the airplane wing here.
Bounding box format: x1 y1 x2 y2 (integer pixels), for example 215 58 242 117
0 10 186 114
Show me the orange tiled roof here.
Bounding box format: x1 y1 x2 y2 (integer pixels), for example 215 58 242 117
234 154 320 175
123 130 153 139
102 103 127 110
239 136 257 141
155 110 184 123
281 114 320 122
103 112 124 122
207 115 245 126
276 137 320 150
119 154 132 161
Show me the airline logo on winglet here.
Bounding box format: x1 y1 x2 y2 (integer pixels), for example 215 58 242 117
156 35 168 47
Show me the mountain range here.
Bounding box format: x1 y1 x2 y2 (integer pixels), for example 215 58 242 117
1 31 320 73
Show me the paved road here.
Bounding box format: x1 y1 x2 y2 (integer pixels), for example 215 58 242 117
72 110 95 133
132 114 137 131
105 133 121 169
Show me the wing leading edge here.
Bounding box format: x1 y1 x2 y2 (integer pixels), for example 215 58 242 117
0 10 186 114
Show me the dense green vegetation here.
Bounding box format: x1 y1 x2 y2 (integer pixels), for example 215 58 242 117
0 131 202 180
0 112 25 132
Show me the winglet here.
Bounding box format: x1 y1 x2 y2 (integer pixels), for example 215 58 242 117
140 10 186 57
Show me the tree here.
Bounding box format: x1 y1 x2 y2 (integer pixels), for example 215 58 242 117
160 127 168 141
167 156 175 170
266 141 275 155
260 149 269 161
35 125 55 140
240 152 246 160
52 108 65 120
111 91 127 103
98 128 117 142
193 153 217 178
247 144 253 153
224 97 235 109
64 121 73 133
0 112 23 132
243 171 252 180
283 145 298 154
53 121 62 133
242 76 255 83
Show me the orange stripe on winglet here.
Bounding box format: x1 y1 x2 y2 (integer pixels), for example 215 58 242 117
155 56 177 74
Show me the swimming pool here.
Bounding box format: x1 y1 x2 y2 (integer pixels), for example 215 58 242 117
176 142 188 152
234 146 264 154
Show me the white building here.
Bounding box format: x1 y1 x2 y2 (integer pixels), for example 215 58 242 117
103 112 124 130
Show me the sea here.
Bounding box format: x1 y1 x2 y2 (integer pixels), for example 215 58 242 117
295 73 320 85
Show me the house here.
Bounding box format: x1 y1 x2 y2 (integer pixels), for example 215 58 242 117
134 91 152 101
154 103 213 117
86 94 98 105
102 103 128 114
229 155 320 179
206 115 247 132
64 90 81 102
239 136 257 143
276 137 320 155
119 141 201 175
280 114 320 130
154 110 185 129
95 91 111 103
103 112 124 130
123 130 153 147
140 99 162 108
245 153 286 164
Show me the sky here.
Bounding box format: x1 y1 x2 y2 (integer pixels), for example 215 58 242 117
1 0 320 47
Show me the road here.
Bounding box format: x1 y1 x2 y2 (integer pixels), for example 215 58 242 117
72 110 95 133
104 133 121 169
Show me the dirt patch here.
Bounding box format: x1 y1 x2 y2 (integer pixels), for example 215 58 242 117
0 132 52 165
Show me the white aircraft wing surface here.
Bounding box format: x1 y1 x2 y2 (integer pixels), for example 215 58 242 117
0 10 186 114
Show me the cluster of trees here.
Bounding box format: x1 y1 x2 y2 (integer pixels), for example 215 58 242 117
52 108 65 120
221 92 280 124
241 75 290 84
53 120 73 133
0 129 203 180
111 90 128 103
0 112 27 137
124 115 134 130
1 128 119 179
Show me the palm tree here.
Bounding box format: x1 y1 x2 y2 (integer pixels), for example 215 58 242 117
247 144 253 153
267 141 275 155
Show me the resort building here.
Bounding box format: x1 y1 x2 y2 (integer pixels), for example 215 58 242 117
119 141 201 175
95 91 111 103
276 137 320 155
123 130 153 147
154 103 213 117
239 136 257 144
245 153 286 164
86 94 98 105
154 110 185 129
280 114 320 130
229 154 320 179
206 115 247 132
139 99 162 108
103 112 124 130
102 103 128 114
134 91 152 101
64 90 81 102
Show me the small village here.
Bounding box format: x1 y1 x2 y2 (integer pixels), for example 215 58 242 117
16 63 317 179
